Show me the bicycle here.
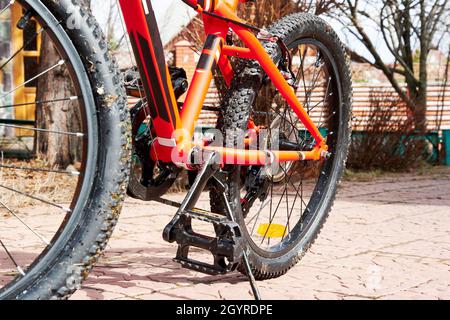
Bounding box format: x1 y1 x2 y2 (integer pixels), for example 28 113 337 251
0 0 352 299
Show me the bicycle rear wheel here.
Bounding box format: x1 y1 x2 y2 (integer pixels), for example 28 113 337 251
210 13 352 280
0 0 130 299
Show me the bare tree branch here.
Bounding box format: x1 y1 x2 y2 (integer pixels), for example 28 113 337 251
332 0 450 131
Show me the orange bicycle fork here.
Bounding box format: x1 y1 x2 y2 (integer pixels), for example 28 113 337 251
120 0 328 168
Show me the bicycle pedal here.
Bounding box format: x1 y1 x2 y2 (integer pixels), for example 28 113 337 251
185 208 228 224
162 150 244 275
173 257 228 276
164 212 244 275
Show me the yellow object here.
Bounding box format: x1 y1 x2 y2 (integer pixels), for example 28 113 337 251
11 4 42 137
257 223 287 238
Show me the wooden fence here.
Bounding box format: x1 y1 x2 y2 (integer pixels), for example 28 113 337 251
193 82 450 131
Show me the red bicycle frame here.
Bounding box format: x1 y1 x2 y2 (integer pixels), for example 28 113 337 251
118 0 327 167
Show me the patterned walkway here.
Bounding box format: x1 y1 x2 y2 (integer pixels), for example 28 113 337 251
72 167 450 300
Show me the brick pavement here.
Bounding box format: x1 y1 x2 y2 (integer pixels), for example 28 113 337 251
71 167 450 300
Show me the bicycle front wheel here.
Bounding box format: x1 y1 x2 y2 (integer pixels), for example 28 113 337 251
0 0 130 299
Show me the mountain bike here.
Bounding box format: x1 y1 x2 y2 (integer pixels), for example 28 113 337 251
0 0 352 299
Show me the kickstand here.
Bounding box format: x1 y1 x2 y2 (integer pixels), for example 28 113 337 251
214 175 262 301
242 251 262 300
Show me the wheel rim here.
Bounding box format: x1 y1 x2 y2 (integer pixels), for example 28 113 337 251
239 37 343 257
0 0 96 295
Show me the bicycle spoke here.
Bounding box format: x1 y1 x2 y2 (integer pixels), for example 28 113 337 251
0 184 71 213
258 191 285 245
278 161 303 235
288 179 309 213
307 77 332 115
256 156 309 245
295 46 309 95
304 55 323 111
249 196 271 235
281 163 306 241
298 51 321 143
0 0 15 16
284 174 290 236
0 60 65 100
0 28 44 72
284 181 300 236
0 200 50 245
0 96 78 110
269 106 297 131
0 239 25 276
270 82 331 148
0 124 85 137
300 178 304 218
317 111 337 130
0 164 80 176
286 107 300 144
278 159 310 211
259 186 288 245
301 105 336 148
268 106 302 145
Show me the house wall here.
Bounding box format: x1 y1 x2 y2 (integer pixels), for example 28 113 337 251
0 0 13 136
174 40 198 82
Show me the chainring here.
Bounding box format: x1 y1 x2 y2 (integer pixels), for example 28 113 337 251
127 100 179 201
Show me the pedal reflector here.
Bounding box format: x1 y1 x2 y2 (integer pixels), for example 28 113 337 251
257 224 286 238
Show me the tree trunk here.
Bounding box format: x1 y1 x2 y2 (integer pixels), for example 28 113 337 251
412 29 429 133
405 77 427 132
35 33 81 168
412 84 428 132
35 0 90 168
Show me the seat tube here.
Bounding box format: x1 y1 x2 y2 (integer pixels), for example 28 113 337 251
180 34 223 140
119 0 180 144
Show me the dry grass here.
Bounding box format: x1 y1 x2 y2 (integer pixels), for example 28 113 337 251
0 159 79 212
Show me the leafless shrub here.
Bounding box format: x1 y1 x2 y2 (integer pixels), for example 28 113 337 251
347 90 430 171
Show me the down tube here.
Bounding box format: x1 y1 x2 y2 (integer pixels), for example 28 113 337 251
119 0 180 141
